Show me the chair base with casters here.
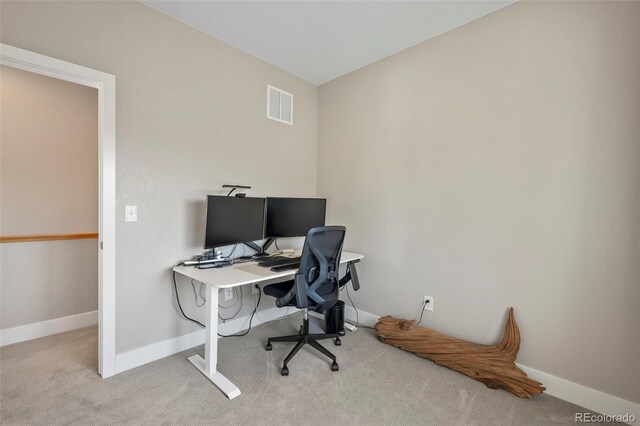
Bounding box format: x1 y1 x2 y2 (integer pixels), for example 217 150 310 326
265 310 341 376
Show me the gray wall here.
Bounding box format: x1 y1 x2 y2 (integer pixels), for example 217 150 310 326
1 66 98 329
318 1 640 404
1 241 98 329
0 1 318 353
1 66 98 235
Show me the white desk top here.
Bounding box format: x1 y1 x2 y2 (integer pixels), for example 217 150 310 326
174 251 363 289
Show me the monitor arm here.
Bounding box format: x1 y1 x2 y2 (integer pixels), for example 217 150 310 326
244 238 275 255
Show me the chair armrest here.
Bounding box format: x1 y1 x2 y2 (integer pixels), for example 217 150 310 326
339 261 361 291
294 273 309 308
275 291 295 308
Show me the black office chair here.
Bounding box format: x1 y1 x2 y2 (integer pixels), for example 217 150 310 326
263 226 346 376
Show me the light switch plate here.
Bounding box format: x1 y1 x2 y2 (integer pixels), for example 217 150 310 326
125 205 137 222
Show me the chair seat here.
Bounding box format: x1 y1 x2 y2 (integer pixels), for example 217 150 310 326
264 279 338 310
263 280 295 302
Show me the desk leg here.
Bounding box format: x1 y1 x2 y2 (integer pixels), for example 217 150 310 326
187 286 241 399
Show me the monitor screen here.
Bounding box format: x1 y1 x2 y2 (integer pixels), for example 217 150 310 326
265 197 326 238
204 196 265 249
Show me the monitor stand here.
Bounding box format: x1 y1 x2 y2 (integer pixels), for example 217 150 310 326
245 238 275 257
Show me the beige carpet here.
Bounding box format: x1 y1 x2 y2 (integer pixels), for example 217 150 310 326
1 315 610 425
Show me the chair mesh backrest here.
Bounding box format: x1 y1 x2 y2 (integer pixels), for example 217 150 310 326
297 226 346 312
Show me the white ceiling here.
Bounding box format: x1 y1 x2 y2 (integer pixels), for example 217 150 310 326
143 1 515 85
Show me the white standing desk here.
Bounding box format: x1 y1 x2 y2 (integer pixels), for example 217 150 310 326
173 251 364 399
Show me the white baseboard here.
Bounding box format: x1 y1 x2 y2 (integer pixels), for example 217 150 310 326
0 310 98 347
341 305 640 419
344 305 380 328
115 307 298 374
517 364 640 420
115 327 205 374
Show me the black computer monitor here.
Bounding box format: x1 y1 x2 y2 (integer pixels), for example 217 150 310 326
204 195 265 249
265 197 326 238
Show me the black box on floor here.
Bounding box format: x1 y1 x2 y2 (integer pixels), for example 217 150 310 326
324 300 345 336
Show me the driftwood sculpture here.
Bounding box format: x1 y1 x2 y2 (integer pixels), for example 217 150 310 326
374 307 545 398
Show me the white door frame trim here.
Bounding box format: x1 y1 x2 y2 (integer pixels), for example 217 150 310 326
0 43 117 378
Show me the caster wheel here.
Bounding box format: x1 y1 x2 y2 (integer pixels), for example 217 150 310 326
331 362 339 372
334 337 341 346
265 343 272 351
281 366 289 376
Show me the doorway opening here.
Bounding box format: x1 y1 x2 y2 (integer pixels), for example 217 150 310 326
0 44 116 377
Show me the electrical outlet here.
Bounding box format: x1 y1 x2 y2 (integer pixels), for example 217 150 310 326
423 295 434 312
224 288 233 301
252 284 260 295
125 205 137 222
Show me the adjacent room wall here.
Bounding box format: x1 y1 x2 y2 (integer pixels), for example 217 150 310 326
0 1 318 353
318 1 639 404
1 65 98 330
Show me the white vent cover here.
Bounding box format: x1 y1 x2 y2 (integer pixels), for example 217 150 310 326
267 85 293 125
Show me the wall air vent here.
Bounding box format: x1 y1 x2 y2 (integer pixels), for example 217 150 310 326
267 85 293 125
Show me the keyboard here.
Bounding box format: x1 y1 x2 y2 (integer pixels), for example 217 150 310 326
270 260 301 272
257 255 301 267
